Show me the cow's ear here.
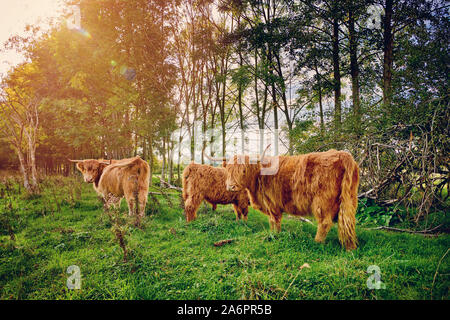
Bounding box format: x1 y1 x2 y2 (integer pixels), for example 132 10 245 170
76 162 84 171
99 162 109 171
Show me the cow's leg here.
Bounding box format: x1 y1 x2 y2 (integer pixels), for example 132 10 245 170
240 204 249 222
102 194 111 211
314 208 333 243
111 197 122 210
315 217 332 243
232 203 242 221
124 189 139 224
184 196 202 222
99 195 107 208
135 200 144 227
312 199 335 243
124 187 143 215
124 196 135 216
137 191 147 219
102 196 110 211
133 184 148 218
103 193 121 211
268 212 282 232
273 213 282 232
268 214 275 231
211 203 217 211
124 194 143 227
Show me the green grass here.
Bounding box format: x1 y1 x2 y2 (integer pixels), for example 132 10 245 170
0 176 449 300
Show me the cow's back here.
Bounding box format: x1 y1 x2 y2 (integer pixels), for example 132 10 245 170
183 163 244 205
97 157 150 197
250 150 357 217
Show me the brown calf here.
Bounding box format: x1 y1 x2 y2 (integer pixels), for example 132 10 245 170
182 162 249 222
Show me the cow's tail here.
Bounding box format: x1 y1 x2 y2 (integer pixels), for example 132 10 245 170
337 153 359 250
111 156 149 180
110 156 142 168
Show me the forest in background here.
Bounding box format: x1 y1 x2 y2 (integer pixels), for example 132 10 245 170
0 0 448 223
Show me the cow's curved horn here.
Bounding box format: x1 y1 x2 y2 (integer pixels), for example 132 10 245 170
68 159 83 162
203 150 226 162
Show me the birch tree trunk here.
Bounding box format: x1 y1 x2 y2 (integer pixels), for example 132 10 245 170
16 147 31 192
26 131 39 192
148 136 153 186
161 136 166 182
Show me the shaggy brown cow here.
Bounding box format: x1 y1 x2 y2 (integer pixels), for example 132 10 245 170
182 162 249 222
208 149 360 250
69 156 150 224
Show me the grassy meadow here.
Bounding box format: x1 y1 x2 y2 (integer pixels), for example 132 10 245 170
0 175 449 300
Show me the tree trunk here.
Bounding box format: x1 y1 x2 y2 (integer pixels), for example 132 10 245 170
190 121 195 162
177 129 182 184
383 0 394 111
348 8 361 135
161 136 166 182
148 136 153 187
27 134 39 192
168 138 173 184
314 60 325 136
25 111 39 193
221 117 226 157
202 117 207 164
260 85 269 156
16 147 31 193
268 48 279 156
332 14 342 132
235 16 246 154
238 53 245 154
220 56 227 157
142 136 147 160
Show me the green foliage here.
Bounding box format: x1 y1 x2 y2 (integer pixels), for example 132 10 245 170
357 198 398 227
231 65 252 91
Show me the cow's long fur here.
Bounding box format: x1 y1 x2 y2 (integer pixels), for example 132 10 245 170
182 162 249 222
223 149 359 250
74 156 150 225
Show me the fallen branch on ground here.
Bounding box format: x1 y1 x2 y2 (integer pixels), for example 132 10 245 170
285 215 314 224
214 239 234 247
366 224 443 235
298 217 313 224
160 179 182 192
